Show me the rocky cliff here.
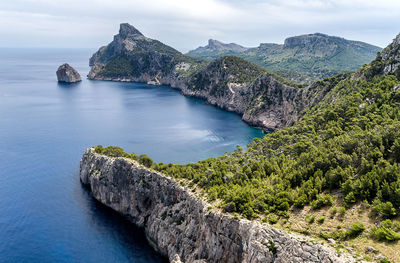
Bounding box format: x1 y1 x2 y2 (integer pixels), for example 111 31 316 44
80 148 355 263
381 33 400 77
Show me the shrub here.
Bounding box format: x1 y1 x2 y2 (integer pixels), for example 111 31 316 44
294 194 308 208
268 214 279 224
330 207 338 218
370 219 400 241
306 215 315 224
339 207 346 216
139 154 153 168
317 216 325 224
311 194 334 209
373 200 397 218
344 222 365 239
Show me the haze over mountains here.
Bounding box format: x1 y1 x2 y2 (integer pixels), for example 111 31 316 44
187 34 382 83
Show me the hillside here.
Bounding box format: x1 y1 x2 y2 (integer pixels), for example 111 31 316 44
98 33 400 262
187 33 382 84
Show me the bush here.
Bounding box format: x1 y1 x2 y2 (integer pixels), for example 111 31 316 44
139 154 153 168
268 214 279 224
330 207 338 218
344 222 365 239
370 219 400 241
306 215 315 224
311 194 334 209
317 216 325 224
339 207 346 216
373 200 397 218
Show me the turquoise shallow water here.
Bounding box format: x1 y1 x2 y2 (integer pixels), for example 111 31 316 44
0 48 263 262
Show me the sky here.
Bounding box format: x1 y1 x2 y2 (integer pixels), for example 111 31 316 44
1 0 400 52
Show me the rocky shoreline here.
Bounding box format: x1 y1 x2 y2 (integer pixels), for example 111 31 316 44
80 148 356 263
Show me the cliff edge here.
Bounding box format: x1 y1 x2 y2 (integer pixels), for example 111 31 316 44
80 148 355 263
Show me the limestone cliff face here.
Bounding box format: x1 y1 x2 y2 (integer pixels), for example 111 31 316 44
381 33 400 77
80 148 355 263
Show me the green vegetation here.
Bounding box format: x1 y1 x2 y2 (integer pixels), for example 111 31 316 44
94 145 153 168
99 56 134 77
370 219 400 241
306 215 315 224
152 71 400 221
95 70 400 222
317 216 325 224
268 214 279 224
344 222 365 239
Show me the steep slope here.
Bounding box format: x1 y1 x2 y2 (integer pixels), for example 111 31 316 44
187 33 381 83
187 39 249 60
89 24 330 131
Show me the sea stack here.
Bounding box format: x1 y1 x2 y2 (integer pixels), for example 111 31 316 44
56 63 82 83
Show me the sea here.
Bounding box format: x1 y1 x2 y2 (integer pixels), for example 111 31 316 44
0 48 263 262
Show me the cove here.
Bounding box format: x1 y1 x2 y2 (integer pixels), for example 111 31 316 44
0 48 263 262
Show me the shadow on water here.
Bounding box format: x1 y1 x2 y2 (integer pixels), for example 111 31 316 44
79 184 168 263
57 81 82 89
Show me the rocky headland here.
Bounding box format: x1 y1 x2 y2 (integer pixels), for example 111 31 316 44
88 23 338 131
80 148 356 263
56 63 82 83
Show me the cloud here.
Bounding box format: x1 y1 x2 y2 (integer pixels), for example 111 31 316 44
0 0 399 50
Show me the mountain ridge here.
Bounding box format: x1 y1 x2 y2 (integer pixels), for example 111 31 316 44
187 33 382 83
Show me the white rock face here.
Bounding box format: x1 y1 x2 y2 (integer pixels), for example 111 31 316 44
80 148 355 263
381 33 400 77
56 63 82 83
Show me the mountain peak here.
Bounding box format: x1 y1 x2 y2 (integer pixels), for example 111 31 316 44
208 39 223 46
188 39 248 56
119 23 143 38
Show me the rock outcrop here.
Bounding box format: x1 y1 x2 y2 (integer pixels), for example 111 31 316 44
80 148 356 263
56 63 82 83
381 33 400 77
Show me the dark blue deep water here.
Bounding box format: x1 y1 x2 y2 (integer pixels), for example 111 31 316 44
0 48 263 262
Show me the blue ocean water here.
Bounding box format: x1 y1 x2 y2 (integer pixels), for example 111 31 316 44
0 48 263 262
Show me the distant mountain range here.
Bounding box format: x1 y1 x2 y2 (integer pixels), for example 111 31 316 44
187 33 382 83
188 39 249 58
